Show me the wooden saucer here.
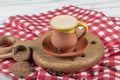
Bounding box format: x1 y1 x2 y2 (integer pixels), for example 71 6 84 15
33 31 104 73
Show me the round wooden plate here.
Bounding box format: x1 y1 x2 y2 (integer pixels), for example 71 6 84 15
33 31 104 73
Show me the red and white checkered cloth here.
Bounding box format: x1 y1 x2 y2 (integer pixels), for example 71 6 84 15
0 5 120 80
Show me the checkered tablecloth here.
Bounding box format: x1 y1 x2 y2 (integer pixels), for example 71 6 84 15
0 5 120 80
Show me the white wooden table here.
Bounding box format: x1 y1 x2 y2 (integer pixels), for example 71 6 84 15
0 0 120 79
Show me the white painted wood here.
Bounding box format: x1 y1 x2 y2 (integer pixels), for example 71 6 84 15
0 0 120 79
0 0 120 24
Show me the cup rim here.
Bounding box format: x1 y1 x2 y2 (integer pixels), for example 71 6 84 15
49 15 78 31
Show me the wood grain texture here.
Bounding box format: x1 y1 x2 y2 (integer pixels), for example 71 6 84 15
33 31 104 73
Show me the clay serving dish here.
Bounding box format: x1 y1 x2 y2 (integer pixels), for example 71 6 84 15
42 34 88 57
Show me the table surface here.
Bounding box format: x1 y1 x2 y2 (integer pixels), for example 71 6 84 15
0 0 120 79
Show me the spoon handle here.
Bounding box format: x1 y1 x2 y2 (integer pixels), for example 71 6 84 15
0 53 12 59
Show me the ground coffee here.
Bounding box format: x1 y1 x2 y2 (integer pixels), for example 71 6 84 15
14 51 29 61
10 61 33 77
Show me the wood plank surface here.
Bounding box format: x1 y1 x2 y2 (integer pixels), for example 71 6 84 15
0 0 120 24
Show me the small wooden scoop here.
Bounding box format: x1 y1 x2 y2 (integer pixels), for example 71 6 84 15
0 44 31 61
